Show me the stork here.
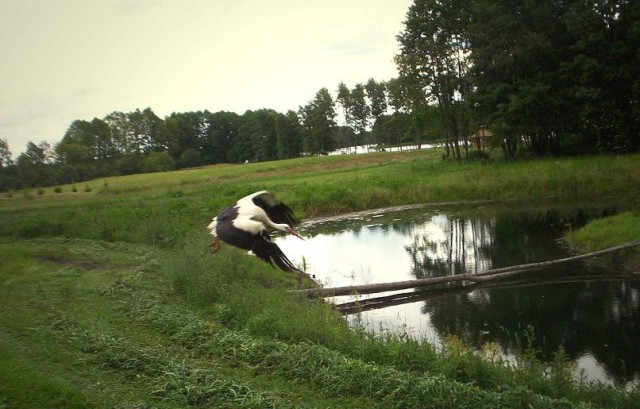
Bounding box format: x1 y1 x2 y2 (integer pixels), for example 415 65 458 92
207 191 304 273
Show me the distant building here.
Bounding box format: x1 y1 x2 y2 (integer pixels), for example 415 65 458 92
470 126 493 150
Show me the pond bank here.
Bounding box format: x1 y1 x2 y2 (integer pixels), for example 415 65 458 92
278 201 640 387
565 211 640 273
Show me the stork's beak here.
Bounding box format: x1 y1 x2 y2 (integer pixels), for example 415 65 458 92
287 227 305 241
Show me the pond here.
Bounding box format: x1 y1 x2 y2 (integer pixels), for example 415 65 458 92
276 200 640 387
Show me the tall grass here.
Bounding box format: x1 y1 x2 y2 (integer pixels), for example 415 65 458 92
2 152 640 407
97 279 609 408
3 153 640 216
2 155 639 246
2 236 639 408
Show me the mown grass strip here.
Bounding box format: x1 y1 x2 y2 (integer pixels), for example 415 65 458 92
0 348 96 409
48 319 299 409
102 283 599 409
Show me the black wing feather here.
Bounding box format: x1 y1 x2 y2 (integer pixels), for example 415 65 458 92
212 192 300 273
251 232 301 273
215 208 299 273
214 206 255 251
252 192 298 226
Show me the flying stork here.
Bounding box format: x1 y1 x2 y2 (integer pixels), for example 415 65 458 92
207 191 304 273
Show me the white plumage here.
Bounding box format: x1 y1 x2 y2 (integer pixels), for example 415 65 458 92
207 191 303 272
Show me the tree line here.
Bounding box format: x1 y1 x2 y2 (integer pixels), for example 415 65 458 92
396 0 639 159
2 0 638 191
0 80 436 192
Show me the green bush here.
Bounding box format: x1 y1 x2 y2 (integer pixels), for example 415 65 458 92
143 151 175 173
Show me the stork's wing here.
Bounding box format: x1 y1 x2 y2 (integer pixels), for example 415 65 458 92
251 191 298 226
251 234 301 273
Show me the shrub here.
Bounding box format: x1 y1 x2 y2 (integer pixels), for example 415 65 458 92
177 148 202 169
143 151 175 173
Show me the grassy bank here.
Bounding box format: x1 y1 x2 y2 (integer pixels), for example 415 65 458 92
565 211 640 272
2 151 640 408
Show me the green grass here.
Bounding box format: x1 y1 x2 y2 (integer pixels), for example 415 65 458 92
565 211 640 251
2 151 640 408
565 211 640 272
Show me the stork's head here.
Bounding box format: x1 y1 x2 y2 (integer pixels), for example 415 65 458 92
275 223 304 240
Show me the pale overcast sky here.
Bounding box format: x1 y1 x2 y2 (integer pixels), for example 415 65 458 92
0 0 412 157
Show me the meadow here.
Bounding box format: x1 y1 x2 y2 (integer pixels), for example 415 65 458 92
1 150 640 408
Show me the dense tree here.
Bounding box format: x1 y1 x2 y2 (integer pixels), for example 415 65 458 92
251 109 279 161
349 84 370 137
90 118 114 160
396 0 639 158
335 80 391 149
560 0 640 153
128 108 167 154
468 0 639 156
103 111 132 155
165 111 208 160
396 0 473 159
0 138 13 168
333 126 357 151
0 139 14 193
299 88 337 154
469 0 569 157
13 141 55 187
4 0 639 191
365 78 388 123
25 141 53 165
56 120 95 162
226 110 277 163
335 82 352 130
55 141 94 183
372 113 410 147
205 111 240 164
275 110 302 159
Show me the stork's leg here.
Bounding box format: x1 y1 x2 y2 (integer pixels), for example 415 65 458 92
209 238 221 253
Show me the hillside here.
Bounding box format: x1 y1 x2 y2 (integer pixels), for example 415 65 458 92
2 151 640 408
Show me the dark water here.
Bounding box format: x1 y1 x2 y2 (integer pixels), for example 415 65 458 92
277 201 640 387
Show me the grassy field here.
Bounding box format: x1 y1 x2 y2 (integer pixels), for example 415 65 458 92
2 150 640 408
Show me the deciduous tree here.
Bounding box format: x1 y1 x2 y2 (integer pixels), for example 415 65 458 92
396 0 473 158
299 88 337 154
0 138 13 168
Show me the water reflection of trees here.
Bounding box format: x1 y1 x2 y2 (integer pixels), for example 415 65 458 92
405 215 495 278
423 279 640 383
403 210 594 280
401 208 639 384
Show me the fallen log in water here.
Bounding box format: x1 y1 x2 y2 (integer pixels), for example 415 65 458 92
291 241 640 298
335 273 640 315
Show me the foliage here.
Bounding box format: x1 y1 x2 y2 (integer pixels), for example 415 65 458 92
397 0 640 159
2 152 640 407
2 0 639 193
396 0 474 159
298 88 337 154
0 138 13 168
143 151 175 173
